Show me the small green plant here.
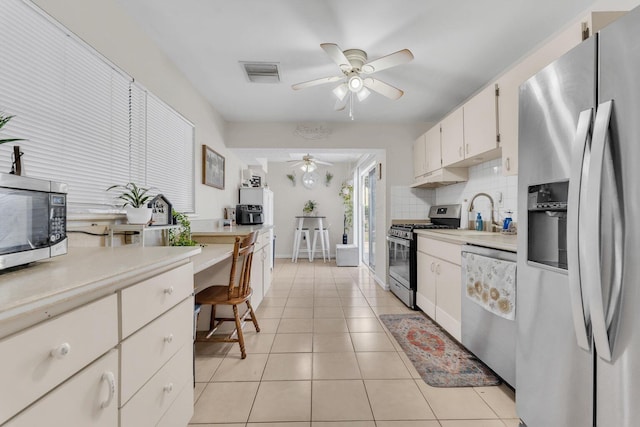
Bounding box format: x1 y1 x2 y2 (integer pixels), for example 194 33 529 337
339 182 353 234
0 113 25 145
325 171 333 187
107 182 153 208
286 173 296 186
303 200 317 215
169 210 198 246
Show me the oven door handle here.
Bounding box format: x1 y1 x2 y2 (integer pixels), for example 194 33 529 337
386 236 410 247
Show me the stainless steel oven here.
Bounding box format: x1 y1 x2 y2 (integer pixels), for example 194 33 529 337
387 204 461 310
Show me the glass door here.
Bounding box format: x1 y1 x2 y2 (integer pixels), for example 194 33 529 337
360 164 376 269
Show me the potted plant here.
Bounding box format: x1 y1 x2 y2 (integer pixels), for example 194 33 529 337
169 210 198 246
325 171 333 187
107 182 154 224
339 182 353 244
303 199 317 216
286 173 296 186
0 113 26 175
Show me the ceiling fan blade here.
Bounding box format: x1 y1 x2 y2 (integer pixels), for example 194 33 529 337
292 75 343 90
364 78 404 100
288 161 304 167
315 160 333 166
334 96 348 111
321 43 352 73
361 49 414 74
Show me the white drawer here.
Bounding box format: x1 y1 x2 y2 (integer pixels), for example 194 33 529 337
120 343 192 427
418 237 461 265
121 262 193 338
0 294 118 424
6 349 118 427
120 297 194 404
156 380 194 427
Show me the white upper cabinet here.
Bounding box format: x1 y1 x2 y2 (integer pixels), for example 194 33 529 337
441 108 464 167
463 84 500 161
413 133 427 179
425 125 442 173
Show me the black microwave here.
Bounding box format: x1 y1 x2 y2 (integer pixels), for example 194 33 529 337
0 173 67 270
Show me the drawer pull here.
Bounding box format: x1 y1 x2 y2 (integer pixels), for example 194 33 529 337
100 371 116 409
164 334 174 344
164 286 174 295
430 262 435 272
50 342 71 359
163 382 174 394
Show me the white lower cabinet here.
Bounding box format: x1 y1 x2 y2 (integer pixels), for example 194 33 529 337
0 294 118 425
120 344 193 427
416 236 462 341
0 261 195 427
6 349 119 427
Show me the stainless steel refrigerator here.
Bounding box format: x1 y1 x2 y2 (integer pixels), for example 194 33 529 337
517 6 640 427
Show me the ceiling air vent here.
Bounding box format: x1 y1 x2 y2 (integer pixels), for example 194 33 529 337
241 62 280 83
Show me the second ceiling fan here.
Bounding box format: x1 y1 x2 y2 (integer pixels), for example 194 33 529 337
292 43 414 116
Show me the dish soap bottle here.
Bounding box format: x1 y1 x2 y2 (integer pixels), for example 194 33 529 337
475 212 483 231
503 210 513 231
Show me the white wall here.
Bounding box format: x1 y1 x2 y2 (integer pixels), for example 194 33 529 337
32 0 243 220
268 162 351 260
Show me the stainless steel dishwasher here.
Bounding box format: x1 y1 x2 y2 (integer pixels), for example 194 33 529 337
461 244 517 387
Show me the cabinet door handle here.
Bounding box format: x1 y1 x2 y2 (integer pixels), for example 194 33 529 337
164 286 174 295
458 146 463 157
164 333 174 344
505 157 511 171
50 342 71 359
466 144 469 155
436 264 441 275
430 262 435 272
164 383 174 394
100 371 116 409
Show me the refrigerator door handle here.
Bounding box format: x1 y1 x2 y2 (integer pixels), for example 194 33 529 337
567 108 593 351
585 100 624 362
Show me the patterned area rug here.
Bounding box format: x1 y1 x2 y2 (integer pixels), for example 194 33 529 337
379 313 500 387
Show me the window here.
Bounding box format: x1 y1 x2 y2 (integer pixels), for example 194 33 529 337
0 0 195 213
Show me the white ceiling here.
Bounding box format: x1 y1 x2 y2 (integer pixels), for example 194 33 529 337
115 0 597 126
115 1 600 168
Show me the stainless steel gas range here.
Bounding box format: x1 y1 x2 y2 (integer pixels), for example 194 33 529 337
386 204 461 309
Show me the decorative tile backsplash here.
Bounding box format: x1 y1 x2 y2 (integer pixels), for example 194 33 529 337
391 158 518 225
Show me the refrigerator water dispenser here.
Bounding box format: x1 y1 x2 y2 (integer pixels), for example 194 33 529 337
527 181 569 270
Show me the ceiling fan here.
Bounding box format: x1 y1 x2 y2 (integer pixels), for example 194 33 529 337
292 43 414 117
288 154 333 173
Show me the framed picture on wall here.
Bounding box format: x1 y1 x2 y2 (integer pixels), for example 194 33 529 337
202 145 225 189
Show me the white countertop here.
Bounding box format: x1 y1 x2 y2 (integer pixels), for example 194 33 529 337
192 223 273 237
0 246 201 336
415 229 518 252
191 243 234 273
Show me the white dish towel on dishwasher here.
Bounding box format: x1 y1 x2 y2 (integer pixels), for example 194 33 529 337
462 252 517 320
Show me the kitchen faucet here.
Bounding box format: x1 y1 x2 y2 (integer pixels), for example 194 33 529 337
468 192 500 231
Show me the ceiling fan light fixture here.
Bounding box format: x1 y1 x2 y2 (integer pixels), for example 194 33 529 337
356 87 371 102
332 83 348 101
300 162 317 173
362 64 375 73
348 75 364 92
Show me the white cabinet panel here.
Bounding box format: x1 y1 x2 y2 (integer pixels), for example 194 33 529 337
413 133 427 178
425 125 442 173
441 108 464 167
120 297 194 404
6 350 118 427
121 262 193 338
120 344 192 427
0 294 118 424
463 84 500 161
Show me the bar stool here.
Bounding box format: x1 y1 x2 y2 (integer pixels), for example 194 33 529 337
292 226 312 262
312 224 331 261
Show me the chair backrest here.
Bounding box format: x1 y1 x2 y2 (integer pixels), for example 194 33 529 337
227 230 259 299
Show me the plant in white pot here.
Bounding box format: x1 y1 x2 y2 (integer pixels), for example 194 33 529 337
107 182 154 225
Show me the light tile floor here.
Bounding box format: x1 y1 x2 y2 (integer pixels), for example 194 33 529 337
190 259 519 427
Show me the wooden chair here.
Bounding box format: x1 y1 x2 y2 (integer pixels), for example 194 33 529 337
195 231 260 359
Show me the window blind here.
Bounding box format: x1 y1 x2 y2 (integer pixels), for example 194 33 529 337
0 0 195 213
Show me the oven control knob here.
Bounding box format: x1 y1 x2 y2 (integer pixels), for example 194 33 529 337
50 235 57 243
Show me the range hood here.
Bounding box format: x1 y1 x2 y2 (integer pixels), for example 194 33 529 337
411 167 468 188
